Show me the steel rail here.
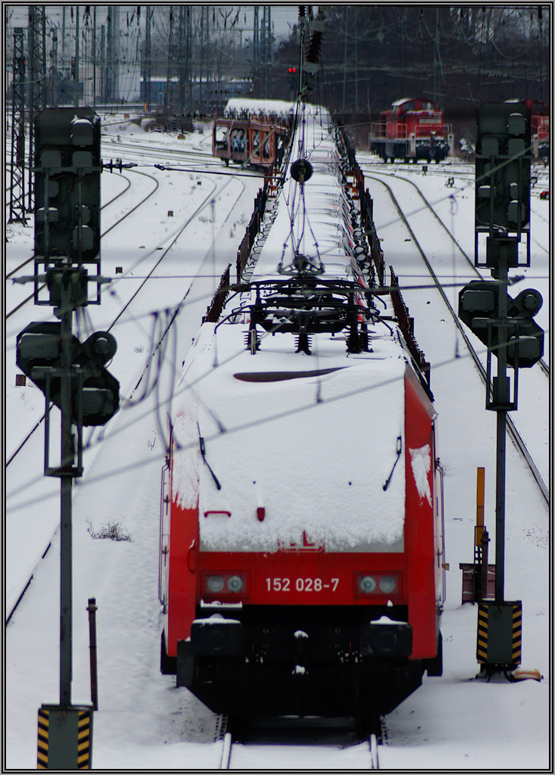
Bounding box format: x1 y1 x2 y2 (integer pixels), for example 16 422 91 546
5 174 132 282
6 169 160 320
363 166 550 381
367 173 549 506
369 732 381 769
6 170 249 623
220 732 233 769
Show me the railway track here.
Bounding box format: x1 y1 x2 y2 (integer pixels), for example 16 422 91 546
6 166 251 623
102 134 225 172
215 715 383 769
6 168 160 320
108 136 266 179
365 172 549 506
362 166 550 380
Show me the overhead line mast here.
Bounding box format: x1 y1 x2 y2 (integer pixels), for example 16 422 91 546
9 27 27 224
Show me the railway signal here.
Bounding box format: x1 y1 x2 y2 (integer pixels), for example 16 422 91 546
463 102 539 679
15 107 117 767
16 323 119 427
287 65 298 99
458 281 544 370
474 102 532 269
34 107 102 304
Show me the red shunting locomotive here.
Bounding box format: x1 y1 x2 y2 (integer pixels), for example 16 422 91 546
371 96 452 163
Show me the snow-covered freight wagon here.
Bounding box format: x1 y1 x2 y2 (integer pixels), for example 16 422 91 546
212 98 296 170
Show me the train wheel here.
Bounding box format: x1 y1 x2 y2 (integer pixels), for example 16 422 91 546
176 639 195 687
160 631 177 675
425 632 443 676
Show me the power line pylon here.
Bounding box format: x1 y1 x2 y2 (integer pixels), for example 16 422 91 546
106 6 119 103
27 6 47 212
143 6 152 110
9 27 26 224
262 6 271 97
177 6 191 115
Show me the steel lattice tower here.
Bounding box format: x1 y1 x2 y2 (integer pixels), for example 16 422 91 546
165 7 175 113
262 6 271 97
105 6 119 103
177 6 191 115
9 28 27 224
253 6 259 79
27 6 47 212
143 6 152 110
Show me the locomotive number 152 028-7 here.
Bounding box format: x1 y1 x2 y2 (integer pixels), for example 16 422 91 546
265 577 339 593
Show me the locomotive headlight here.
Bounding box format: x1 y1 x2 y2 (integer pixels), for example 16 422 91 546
379 576 398 594
227 575 244 593
359 576 377 593
206 575 224 593
356 572 401 598
203 572 247 597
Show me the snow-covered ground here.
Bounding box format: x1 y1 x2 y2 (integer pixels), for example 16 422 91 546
5 116 550 769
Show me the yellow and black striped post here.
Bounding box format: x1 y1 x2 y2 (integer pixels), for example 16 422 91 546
477 600 522 670
37 705 93 769
37 708 49 769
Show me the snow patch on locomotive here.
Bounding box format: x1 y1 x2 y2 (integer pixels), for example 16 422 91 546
409 444 433 505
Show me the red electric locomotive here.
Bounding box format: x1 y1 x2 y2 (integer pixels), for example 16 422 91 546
162 105 445 725
371 97 452 163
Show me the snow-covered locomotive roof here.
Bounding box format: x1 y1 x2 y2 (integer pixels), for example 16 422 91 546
173 321 407 554
390 97 439 112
